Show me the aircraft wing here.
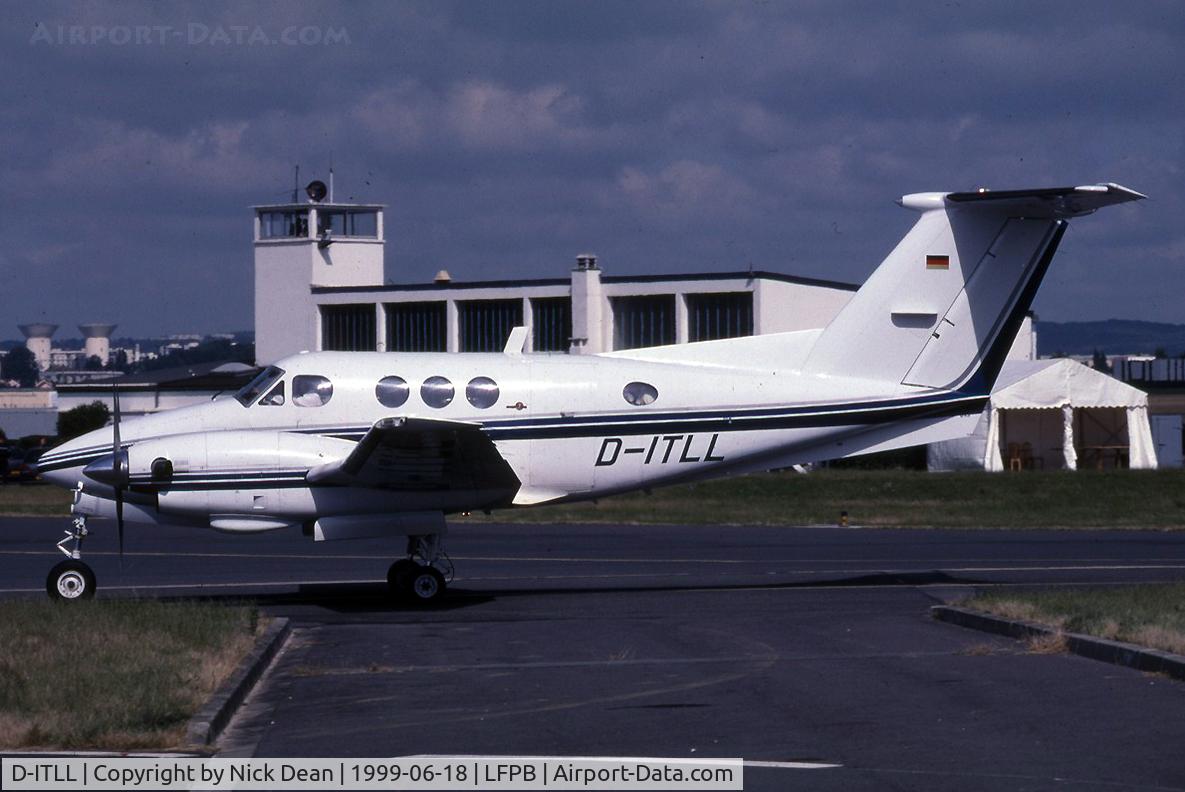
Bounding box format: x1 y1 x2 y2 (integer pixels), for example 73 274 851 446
306 416 521 494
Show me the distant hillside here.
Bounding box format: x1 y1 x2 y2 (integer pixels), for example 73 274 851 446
1036 320 1185 357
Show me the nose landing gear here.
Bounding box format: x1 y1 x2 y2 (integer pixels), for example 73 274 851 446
47 515 96 601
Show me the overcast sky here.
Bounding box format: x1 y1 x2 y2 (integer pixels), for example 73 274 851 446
2 1 1182 338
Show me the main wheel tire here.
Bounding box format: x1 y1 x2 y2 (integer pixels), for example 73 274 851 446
47 560 96 601
406 566 446 605
387 559 418 593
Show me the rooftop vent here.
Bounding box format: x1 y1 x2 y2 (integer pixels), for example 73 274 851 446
434 270 452 284
575 254 598 271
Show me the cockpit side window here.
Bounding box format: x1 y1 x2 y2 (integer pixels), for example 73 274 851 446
235 366 285 407
259 382 285 406
292 375 334 407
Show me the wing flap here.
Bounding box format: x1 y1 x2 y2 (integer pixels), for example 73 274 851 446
307 417 521 496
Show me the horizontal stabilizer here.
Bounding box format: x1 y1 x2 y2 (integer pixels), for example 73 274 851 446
901 183 1145 218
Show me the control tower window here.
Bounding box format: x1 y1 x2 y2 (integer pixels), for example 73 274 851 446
317 210 378 238
293 375 334 407
259 211 308 239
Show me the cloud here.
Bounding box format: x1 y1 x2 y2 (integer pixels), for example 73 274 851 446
615 160 755 223
1 0 1182 334
38 118 281 194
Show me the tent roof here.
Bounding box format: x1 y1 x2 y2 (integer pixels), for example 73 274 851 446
991 358 1147 410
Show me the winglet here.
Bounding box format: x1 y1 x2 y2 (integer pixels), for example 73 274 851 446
504 326 529 355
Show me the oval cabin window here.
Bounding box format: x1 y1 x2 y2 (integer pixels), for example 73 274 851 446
421 376 455 408
376 376 410 408
466 377 500 409
622 381 658 406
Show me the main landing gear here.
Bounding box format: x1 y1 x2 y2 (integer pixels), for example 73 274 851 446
387 533 452 606
47 515 96 601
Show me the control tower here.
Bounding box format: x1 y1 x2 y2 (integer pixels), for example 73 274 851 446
18 323 57 371
253 178 385 365
79 323 118 366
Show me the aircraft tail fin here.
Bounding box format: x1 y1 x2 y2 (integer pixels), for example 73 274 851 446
801 183 1143 393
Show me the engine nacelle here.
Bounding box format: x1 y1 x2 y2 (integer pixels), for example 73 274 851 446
124 430 355 519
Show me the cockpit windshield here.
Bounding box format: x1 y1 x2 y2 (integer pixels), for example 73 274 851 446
235 366 285 407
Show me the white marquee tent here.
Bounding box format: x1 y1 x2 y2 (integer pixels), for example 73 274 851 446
928 359 1157 472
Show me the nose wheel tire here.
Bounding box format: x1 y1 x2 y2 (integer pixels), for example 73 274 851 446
47 560 96 601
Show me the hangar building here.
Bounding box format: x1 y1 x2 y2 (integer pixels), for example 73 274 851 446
254 191 881 365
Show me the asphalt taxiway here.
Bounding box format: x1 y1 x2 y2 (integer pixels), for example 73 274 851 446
3 516 1185 790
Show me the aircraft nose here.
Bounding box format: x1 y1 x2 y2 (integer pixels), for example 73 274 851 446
82 451 129 487
33 428 115 488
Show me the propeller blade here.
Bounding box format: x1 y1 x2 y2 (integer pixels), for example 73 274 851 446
116 488 125 569
112 384 121 455
112 384 124 569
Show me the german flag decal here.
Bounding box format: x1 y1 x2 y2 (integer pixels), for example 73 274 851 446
926 254 950 270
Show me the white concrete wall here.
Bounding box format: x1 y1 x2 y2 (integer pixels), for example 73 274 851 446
755 280 855 334
570 267 604 354
57 390 218 416
310 239 385 288
255 242 320 365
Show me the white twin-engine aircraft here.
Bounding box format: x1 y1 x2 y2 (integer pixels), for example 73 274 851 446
36 184 1143 602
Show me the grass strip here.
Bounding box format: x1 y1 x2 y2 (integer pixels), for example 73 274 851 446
0 484 73 516
0 600 260 750
962 584 1185 656
464 468 1185 529
7 468 1185 528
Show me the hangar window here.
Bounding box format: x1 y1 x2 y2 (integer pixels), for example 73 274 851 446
623 381 658 406
421 376 455 408
235 366 285 407
321 304 377 351
688 292 754 342
466 377 500 409
612 295 676 350
459 299 523 352
531 297 572 352
293 375 334 407
376 376 410 408
386 301 447 352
